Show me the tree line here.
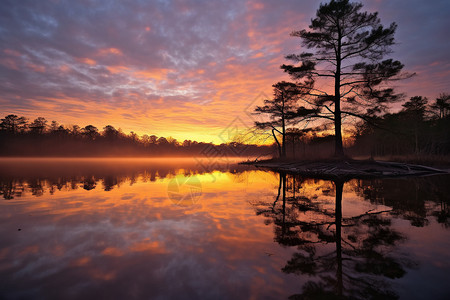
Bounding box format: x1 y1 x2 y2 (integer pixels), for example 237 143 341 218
253 0 450 160
0 114 274 157
351 94 450 157
269 94 450 160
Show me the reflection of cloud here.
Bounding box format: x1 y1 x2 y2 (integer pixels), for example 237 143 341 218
0 0 449 142
0 169 298 299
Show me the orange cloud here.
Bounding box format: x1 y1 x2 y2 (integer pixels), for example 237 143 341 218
102 247 124 256
251 52 264 58
78 57 97 65
72 256 91 266
130 241 166 253
98 48 123 56
59 64 70 72
106 65 130 74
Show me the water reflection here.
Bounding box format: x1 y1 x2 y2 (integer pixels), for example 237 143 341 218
253 173 450 299
356 176 450 228
0 158 298 300
0 157 248 199
1 158 450 299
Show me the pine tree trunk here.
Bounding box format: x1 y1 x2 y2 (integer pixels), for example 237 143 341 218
281 93 286 159
334 29 345 158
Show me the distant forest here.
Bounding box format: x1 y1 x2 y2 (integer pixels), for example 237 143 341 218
350 95 450 158
286 95 450 159
0 115 275 157
1 93 449 160
275 94 450 160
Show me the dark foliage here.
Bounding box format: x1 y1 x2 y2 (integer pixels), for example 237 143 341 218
350 96 450 157
0 114 274 157
281 0 411 157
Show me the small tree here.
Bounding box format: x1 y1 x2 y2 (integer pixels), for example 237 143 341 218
50 121 59 133
286 128 305 159
0 114 28 134
82 125 99 140
29 117 48 134
431 93 450 119
254 81 315 158
402 96 428 119
103 125 119 139
402 96 428 154
282 0 410 157
71 125 81 137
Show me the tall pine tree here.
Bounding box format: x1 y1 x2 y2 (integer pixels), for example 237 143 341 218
282 0 411 157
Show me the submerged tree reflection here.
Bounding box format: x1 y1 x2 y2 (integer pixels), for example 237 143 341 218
255 173 424 299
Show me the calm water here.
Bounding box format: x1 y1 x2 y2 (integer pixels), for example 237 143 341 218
1 158 450 300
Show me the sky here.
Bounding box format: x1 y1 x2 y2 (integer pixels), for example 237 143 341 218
1 0 449 143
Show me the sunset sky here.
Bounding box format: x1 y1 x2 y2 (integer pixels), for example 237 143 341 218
1 0 449 143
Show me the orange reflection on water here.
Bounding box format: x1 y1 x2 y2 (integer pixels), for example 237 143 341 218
1 159 450 299
0 160 300 298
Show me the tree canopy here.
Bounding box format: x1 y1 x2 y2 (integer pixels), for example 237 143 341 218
282 0 411 157
254 81 315 158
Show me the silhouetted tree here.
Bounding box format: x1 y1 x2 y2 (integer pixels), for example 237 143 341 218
157 136 169 146
182 140 192 147
71 124 81 136
50 120 59 133
254 81 315 158
0 114 28 134
167 137 178 146
401 96 428 154
103 125 119 140
29 117 48 134
286 128 305 159
82 125 99 140
129 131 138 142
141 134 151 146
402 96 428 117
431 93 450 119
282 0 410 157
55 125 69 137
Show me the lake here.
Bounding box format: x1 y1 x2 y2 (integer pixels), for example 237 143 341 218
1 158 450 299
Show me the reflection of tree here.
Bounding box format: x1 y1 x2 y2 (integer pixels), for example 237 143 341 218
355 175 450 227
103 175 119 191
255 173 413 299
0 162 252 199
82 176 97 191
28 179 45 196
433 201 450 228
0 180 25 199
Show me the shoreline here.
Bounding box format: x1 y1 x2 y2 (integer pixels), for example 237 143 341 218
242 158 450 180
